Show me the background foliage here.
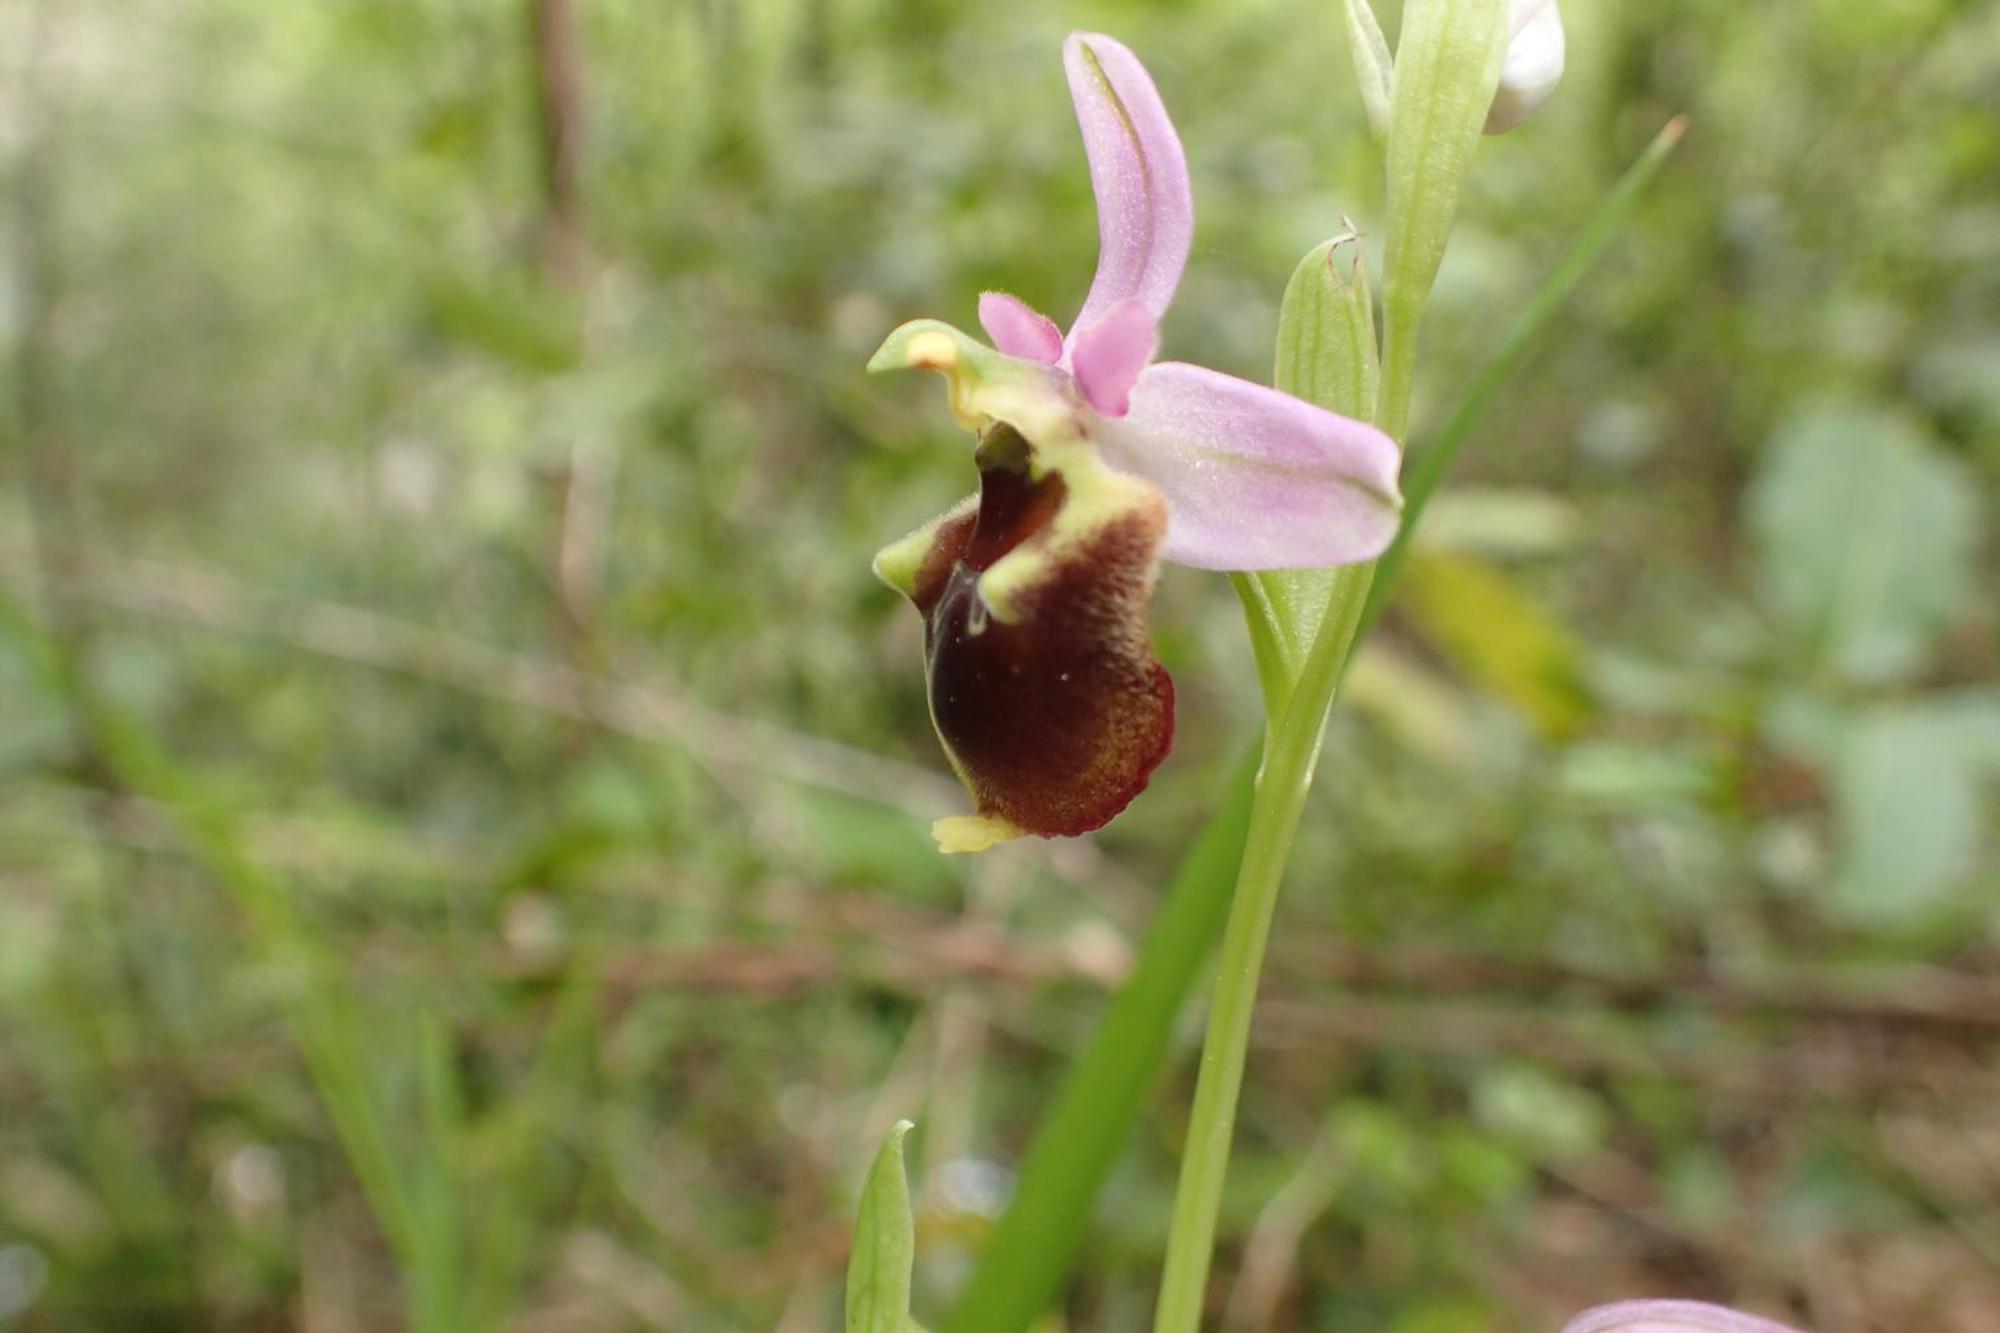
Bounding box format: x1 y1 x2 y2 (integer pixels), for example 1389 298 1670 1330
1 0 1995 1329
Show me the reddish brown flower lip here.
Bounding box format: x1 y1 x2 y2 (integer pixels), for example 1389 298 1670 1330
882 424 1175 848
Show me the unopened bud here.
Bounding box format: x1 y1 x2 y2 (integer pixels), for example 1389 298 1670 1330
1485 0 1564 134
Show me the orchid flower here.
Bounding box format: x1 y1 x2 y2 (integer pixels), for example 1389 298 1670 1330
1563 1300 1807 1333
871 32 1402 853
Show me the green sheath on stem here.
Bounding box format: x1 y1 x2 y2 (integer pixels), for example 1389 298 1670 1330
1235 230 1383 710
1342 0 1395 141
1379 0 1508 441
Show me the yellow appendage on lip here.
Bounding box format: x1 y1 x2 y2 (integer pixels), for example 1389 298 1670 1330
931 813 1024 854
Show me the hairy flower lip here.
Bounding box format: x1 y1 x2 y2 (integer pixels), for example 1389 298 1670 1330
877 422 1175 850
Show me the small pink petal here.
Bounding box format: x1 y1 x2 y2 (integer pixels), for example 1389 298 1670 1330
1562 1301 1808 1333
978 292 1064 365
1071 301 1158 417
1062 32 1193 345
1092 363 1401 571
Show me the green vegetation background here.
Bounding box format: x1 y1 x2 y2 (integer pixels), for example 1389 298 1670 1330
1 0 1995 1329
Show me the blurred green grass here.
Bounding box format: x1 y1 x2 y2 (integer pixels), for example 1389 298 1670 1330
1 0 1996 1329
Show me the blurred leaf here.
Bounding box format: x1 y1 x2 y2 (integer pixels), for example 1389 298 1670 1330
1414 488 1581 557
1929 688 2000 767
1558 741 1720 811
847 1120 917 1333
1333 1099 1430 1200
0 640 69 775
1472 1065 1607 1164
1749 399 1981 683
424 272 584 373
1828 700 1994 923
1663 1144 1738 1232
1912 331 2000 431
799 791 956 895
1436 1127 1532 1209
1775 1146 1910 1240
1343 641 1475 767
1401 552 1594 738
1391 1298 1504 1333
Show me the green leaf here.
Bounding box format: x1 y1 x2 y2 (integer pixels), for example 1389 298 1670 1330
423 272 583 374
800 790 957 895
1558 741 1722 811
1235 232 1381 709
1416 488 1579 557
1378 0 1509 440
847 1121 917 1333
1472 1065 1608 1164
1276 230 1380 439
1828 702 1992 924
1749 399 1981 684
1342 0 1395 140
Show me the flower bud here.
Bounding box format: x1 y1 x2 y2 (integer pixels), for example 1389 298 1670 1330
1484 0 1564 134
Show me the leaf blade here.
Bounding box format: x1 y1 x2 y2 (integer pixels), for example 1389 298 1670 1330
848 1121 918 1333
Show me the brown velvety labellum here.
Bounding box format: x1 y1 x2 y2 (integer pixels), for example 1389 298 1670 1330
909 424 1174 838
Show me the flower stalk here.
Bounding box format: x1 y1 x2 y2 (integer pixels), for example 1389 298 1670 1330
1152 561 1372 1333
1153 4 1516 1327
1155 229 1385 1333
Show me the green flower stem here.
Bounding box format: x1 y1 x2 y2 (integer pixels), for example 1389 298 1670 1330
1150 561 1372 1333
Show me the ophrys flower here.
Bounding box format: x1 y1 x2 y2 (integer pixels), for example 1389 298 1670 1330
872 32 1403 853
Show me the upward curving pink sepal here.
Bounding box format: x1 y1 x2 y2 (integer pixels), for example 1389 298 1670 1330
978 292 1064 365
1062 32 1193 348
1092 363 1403 571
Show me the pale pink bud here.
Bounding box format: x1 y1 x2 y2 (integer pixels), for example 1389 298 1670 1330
1486 0 1565 133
